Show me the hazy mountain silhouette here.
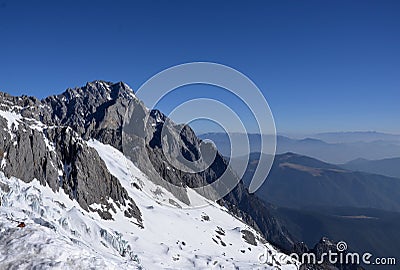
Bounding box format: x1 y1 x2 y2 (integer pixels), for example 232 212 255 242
313 131 400 144
341 157 400 179
200 132 400 163
235 152 400 211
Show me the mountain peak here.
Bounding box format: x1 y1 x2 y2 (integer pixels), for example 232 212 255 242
61 80 136 102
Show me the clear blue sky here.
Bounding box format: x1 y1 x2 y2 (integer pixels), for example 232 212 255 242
0 0 399 134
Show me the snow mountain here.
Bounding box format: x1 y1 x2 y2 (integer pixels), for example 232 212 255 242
0 81 298 269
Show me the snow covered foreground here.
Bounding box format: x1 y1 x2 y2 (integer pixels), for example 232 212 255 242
0 139 299 269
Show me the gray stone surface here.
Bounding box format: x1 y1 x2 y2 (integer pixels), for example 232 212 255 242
0 87 142 225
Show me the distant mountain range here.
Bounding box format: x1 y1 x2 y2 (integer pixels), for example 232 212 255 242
341 157 400 179
199 132 400 163
232 152 400 269
312 131 400 144
235 152 400 211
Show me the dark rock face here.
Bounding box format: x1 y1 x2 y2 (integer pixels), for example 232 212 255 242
43 81 133 147
0 80 293 251
0 86 142 225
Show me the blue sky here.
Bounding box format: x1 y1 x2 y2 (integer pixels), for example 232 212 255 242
0 0 399 134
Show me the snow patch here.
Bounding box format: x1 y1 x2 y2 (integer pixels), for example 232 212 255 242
0 109 22 139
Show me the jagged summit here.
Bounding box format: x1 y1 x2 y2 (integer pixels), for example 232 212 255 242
47 80 136 105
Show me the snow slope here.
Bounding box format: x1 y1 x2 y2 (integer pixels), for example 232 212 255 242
0 138 299 269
